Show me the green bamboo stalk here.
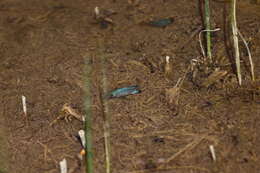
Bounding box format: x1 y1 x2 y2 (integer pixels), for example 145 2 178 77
84 56 94 173
231 0 242 85
204 0 212 62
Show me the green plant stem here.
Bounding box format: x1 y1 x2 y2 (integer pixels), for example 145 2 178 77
204 0 212 62
98 38 111 173
84 56 94 173
101 54 111 173
231 0 242 85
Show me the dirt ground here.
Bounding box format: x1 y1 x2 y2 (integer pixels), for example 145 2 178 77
0 0 260 173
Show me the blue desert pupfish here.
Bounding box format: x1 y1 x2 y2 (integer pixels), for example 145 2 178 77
104 85 141 99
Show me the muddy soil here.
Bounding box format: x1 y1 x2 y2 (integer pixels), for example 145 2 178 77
0 0 259 173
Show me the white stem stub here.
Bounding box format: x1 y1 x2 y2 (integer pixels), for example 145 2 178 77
209 145 216 161
94 7 100 16
166 56 170 63
78 130 86 148
59 158 67 173
22 95 27 115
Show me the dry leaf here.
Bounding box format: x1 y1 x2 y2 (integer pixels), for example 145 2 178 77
202 68 227 88
165 87 180 105
165 86 180 115
128 60 150 72
62 104 84 121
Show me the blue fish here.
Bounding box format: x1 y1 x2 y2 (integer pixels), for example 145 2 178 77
149 18 174 27
105 85 141 99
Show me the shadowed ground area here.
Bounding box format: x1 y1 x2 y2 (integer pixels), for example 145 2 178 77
0 0 259 173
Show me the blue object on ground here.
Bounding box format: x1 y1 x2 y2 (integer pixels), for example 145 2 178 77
105 85 141 99
149 18 174 27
